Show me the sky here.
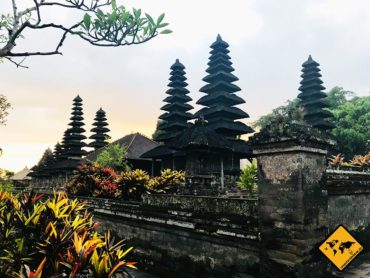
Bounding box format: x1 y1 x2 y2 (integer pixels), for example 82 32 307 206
1 0 370 172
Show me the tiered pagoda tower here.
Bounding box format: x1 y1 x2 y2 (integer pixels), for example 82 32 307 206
64 95 87 158
155 59 193 143
32 148 56 176
298 55 334 130
52 142 63 161
58 129 71 159
88 108 111 150
195 34 254 139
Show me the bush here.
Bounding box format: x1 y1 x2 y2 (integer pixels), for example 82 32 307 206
66 164 121 198
116 169 151 201
328 152 370 169
237 161 257 193
94 144 131 172
149 169 185 194
67 166 186 200
0 191 136 277
0 180 12 192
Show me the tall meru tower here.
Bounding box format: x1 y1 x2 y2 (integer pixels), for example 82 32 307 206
297 55 334 130
195 34 254 139
155 59 193 143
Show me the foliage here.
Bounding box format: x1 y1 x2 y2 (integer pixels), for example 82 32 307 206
328 152 370 168
94 144 131 172
350 154 370 167
68 166 185 200
0 180 13 192
326 86 354 108
0 168 14 180
253 98 301 129
328 154 345 167
0 191 136 277
116 169 150 201
237 161 257 193
66 164 120 198
0 0 171 67
331 95 370 158
0 94 11 126
148 169 185 193
0 94 11 156
254 87 369 158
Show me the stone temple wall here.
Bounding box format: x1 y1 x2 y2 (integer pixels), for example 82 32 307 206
28 174 69 194
86 194 260 277
326 169 370 248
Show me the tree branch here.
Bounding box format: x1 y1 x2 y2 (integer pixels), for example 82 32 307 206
0 0 170 67
5 56 28 68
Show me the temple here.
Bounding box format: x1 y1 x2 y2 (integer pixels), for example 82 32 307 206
155 59 193 143
63 95 87 158
28 36 334 194
298 55 334 130
195 34 254 138
142 35 254 191
88 108 111 150
142 59 194 171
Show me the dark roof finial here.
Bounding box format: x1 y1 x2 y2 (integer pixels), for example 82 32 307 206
74 95 82 101
217 34 222 41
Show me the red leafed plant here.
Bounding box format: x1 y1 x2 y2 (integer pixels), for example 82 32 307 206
66 164 121 198
0 191 136 277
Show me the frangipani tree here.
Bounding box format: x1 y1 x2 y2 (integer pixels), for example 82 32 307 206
0 0 171 67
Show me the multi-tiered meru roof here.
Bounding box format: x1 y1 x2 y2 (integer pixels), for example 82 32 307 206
155 59 193 143
88 108 111 150
63 95 87 158
297 55 334 130
195 34 254 138
52 142 63 162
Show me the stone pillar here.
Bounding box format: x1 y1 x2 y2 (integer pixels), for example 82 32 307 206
251 123 335 277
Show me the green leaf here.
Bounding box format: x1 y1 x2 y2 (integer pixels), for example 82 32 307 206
160 29 172 34
157 13 165 25
111 0 117 9
145 13 155 26
109 11 117 22
133 8 142 19
120 11 130 22
83 13 91 30
96 9 104 20
158 22 169 28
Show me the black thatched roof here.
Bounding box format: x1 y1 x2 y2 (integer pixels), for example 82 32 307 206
140 145 179 159
168 120 232 151
297 55 334 130
84 133 159 162
228 139 253 158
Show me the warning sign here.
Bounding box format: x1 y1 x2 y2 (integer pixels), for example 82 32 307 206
319 225 363 271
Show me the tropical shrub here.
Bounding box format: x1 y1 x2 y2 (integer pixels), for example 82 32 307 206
328 154 345 167
66 164 120 198
0 180 12 192
350 153 370 167
149 169 185 194
328 152 370 169
94 144 131 172
237 161 258 193
68 166 186 200
0 191 136 277
116 169 151 201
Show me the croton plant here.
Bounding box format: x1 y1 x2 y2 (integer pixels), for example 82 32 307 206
0 191 136 277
